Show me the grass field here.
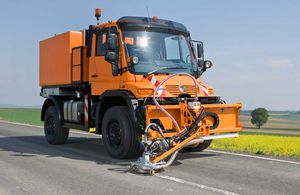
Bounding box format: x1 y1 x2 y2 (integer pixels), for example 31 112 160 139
0 108 42 126
0 108 299 159
239 111 300 136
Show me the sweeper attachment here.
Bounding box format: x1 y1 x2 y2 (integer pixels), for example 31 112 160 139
130 73 241 175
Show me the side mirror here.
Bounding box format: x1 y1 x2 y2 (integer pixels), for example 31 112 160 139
106 33 118 51
197 43 203 58
105 32 119 76
105 51 118 76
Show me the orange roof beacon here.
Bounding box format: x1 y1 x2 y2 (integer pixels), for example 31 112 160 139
39 9 242 175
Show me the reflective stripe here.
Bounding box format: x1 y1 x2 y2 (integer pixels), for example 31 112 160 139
147 75 166 97
200 84 209 96
84 95 88 124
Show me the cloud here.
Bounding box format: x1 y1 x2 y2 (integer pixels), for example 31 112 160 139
264 58 294 68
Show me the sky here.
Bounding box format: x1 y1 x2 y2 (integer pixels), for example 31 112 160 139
0 0 299 110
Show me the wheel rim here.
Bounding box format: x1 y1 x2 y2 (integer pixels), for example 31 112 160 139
45 116 55 136
106 120 122 148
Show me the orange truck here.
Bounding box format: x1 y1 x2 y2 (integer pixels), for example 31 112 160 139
39 9 242 174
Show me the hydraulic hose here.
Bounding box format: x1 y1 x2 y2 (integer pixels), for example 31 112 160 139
144 123 165 143
155 151 179 169
152 72 199 131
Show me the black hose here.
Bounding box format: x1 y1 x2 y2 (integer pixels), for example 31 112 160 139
187 108 205 133
204 112 219 130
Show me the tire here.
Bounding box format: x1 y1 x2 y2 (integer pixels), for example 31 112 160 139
102 106 141 159
183 140 213 152
44 106 69 145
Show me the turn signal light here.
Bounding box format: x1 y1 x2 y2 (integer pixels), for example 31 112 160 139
137 89 154 95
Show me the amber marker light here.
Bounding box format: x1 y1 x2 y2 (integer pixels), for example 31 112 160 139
137 89 154 96
153 16 158 22
95 8 101 22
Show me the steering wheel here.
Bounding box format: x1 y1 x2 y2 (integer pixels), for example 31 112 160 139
185 55 191 64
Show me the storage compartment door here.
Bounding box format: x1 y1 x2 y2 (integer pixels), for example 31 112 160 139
71 46 83 83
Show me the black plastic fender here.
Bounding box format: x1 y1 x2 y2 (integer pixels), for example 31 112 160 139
96 90 138 134
41 97 63 124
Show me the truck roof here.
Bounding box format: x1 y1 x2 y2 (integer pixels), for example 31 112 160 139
117 16 189 35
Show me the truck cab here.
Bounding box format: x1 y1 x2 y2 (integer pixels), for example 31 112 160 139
87 17 212 97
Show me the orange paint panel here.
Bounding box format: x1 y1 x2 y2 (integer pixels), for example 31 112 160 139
81 47 89 82
72 65 81 82
102 34 106 44
124 37 134 45
72 47 81 65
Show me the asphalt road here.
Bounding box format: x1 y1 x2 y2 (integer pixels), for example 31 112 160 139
0 121 299 195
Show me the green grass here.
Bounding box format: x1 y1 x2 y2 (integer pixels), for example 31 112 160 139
0 108 42 126
211 134 300 159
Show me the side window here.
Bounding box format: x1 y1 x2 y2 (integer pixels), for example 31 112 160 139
95 29 107 56
165 36 180 60
180 36 191 64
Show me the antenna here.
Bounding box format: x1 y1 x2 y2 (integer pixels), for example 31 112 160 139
146 6 151 27
146 6 150 19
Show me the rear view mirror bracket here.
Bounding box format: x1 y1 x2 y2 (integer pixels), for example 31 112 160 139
105 31 119 76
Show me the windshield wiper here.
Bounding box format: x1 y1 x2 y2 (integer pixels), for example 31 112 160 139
144 66 188 77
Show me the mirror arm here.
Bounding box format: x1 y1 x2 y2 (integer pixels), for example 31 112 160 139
118 65 133 74
197 68 206 77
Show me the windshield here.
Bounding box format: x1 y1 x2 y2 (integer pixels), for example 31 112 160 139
122 30 197 75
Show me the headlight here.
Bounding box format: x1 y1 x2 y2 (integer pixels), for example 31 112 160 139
204 60 213 69
131 56 140 65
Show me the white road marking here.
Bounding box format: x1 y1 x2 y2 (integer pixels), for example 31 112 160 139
0 120 42 129
0 120 102 137
157 174 240 195
206 149 300 165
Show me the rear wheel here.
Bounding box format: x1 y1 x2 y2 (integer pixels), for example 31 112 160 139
184 140 213 152
44 106 69 144
102 106 141 159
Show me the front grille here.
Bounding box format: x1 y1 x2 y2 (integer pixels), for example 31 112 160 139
165 85 196 96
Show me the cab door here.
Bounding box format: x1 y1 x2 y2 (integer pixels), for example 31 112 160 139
89 26 121 95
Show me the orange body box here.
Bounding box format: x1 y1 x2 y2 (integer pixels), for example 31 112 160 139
39 31 85 87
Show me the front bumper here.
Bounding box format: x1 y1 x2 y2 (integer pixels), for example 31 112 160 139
145 102 242 138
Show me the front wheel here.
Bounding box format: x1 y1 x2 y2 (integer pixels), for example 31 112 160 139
102 106 141 159
44 106 69 144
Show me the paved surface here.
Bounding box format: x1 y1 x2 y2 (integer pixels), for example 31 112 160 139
0 121 299 195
